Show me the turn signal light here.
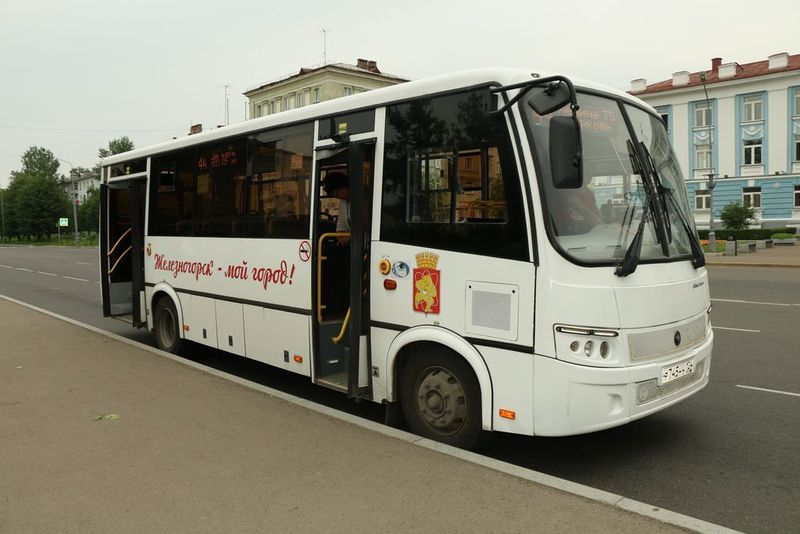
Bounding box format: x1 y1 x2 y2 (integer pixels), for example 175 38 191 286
383 279 397 290
499 409 516 420
293 355 303 363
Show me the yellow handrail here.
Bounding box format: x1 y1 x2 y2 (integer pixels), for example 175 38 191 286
316 232 350 322
107 228 132 257
331 308 351 345
108 246 132 275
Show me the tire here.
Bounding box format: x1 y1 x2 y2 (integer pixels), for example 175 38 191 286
153 297 183 354
400 347 484 449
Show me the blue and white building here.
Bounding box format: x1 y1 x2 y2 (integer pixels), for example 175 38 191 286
631 52 800 229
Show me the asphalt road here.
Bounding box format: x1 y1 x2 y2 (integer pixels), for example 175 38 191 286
1 246 798 533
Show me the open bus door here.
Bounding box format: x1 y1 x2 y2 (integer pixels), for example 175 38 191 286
313 141 374 398
100 179 146 327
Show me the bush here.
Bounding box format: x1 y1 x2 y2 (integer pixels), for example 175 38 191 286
771 233 796 240
698 227 797 240
719 201 755 230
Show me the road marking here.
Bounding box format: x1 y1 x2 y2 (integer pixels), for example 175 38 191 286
711 297 792 307
736 385 800 398
713 326 761 333
76 262 94 266
15 267 33 272
0 264 13 269
63 276 89 282
37 271 58 277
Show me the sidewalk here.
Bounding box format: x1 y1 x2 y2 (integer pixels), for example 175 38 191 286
704 243 800 268
0 298 699 534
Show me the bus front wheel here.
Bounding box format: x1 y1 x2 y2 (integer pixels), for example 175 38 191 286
400 347 484 449
153 297 183 354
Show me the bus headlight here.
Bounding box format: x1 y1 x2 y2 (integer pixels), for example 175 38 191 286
554 325 622 366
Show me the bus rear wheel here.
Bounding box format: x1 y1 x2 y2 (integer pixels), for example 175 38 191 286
400 348 484 449
154 297 183 354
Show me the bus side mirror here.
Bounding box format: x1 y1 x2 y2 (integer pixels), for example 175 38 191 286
549 115 583 189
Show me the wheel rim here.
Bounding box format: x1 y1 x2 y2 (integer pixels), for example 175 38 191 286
157 306 176 349
415 366 467 436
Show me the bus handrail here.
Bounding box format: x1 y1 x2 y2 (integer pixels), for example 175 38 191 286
316 232 350 322
107 228 132 257
331 308 351 345
108 246 132 275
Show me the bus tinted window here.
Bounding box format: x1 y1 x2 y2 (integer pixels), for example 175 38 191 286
318 110 375 140
246 123 313 238
110 159 146 177
196 139 246 237
381 90 528 260
149 150 195 236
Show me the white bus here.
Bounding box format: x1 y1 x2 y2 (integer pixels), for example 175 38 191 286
100 68 712 449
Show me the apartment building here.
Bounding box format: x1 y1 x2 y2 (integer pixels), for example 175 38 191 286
631 52 800 229
244 59 406 119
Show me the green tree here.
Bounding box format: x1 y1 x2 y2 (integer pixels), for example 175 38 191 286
98 136 134 159
11 146 60 181
720 201 755 230
13 174 70 239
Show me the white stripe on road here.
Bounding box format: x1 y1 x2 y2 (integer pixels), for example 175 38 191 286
63 276 89 282
711 298 792 308
736 385 800 398
76 262 94 266
37 271 58 277
713 326 761 333
0 264 13 269
15 267 33 272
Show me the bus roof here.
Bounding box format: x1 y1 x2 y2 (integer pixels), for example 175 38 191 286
101 67 653 167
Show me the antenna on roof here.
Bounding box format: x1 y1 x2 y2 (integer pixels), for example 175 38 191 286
319 27 331 65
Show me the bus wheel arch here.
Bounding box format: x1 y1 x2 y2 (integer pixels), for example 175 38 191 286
387 329 493 442
150 285 184 354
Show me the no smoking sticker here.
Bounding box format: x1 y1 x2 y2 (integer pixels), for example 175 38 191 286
299 240 311 262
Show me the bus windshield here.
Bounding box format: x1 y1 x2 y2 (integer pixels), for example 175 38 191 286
525 92 695 265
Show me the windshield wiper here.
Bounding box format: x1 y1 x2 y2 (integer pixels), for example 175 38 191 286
615 141 660 277
615 192 652 277
638 144 706 268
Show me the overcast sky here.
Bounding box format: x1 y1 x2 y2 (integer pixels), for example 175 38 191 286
1 0 797 187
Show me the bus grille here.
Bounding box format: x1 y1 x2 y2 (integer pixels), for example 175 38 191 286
628 316 706 362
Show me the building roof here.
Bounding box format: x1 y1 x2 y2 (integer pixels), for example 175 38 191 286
631 53 800 96
243 59 407 96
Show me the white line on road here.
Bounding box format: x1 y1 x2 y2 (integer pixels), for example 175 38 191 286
0 264 13 269
711 298 793 307
76 262 94 266
15 267 33 272
713 326 761 333
736 385 800 398
62 276 89 282
37 271 58 277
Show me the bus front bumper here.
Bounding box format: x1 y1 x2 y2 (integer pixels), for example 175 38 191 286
532 330 713 437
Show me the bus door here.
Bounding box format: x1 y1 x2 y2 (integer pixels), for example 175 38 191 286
101 178 146 327
313 141 375 398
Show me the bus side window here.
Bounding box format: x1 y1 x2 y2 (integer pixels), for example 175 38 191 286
381 90 528 261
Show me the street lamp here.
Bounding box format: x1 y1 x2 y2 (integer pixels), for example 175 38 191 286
698 71 717 246
56 157 80 241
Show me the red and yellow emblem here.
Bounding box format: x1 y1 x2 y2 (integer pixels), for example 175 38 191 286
413 252 440 315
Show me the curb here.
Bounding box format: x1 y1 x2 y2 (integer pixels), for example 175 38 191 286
705 262 800 269
0 293 743 534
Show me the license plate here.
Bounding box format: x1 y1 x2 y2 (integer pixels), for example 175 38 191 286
660 360 694 385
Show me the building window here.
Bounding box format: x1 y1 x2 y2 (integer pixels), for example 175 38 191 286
794 185 800 208
743 139 762 165
296 92 305 107
283 95 293 111
343 87 352 97
795 136 800 162
742 187 761 208
660 113 669 132
695 103 711 127
312 87 320 103
743 95 763 122
695 189 710 210
695 144 712 171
